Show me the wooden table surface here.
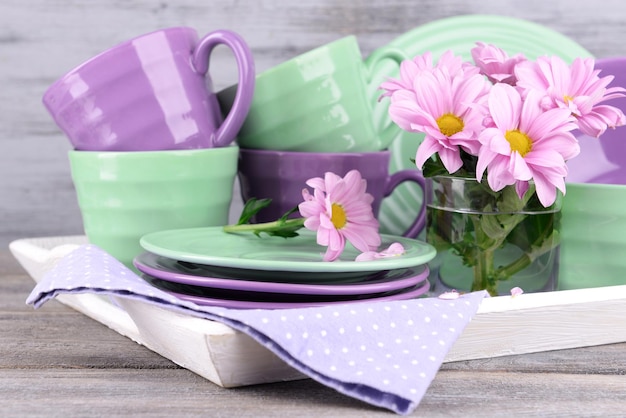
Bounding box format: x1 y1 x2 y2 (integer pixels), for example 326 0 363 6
2 250 625 417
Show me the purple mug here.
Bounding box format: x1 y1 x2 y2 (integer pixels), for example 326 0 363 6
43 27 254 151
237 149 426 238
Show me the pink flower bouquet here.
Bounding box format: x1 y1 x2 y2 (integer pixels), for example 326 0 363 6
379 43 626 295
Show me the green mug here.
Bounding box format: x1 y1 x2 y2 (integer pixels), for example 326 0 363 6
217 36 407 152
69 146 239 270
559 182 626 290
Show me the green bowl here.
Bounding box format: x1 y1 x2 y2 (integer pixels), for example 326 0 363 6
69 146 239 270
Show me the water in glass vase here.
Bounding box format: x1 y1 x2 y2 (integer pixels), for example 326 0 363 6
426 205 560 296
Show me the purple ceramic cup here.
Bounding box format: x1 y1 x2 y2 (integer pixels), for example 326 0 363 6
237 149 426 238
43 27 255 151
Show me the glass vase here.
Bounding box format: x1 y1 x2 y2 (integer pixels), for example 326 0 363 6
425 175 561 296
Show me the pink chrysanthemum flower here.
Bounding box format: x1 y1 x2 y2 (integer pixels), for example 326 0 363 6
387 65 490 173
298 170 381 262
510 287 524 297
438 290 461 300
515 56 626 137
379 50 479 99
470 42 527 85
476 83 579 207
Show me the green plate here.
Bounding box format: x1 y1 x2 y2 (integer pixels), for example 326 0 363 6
140 227 436 275
369 14 594 236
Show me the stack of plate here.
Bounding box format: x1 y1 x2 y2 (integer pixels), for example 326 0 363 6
134 226 437 309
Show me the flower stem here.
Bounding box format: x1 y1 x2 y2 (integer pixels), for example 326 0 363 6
496 254 532 281
223 218 306 236
472 248 497 295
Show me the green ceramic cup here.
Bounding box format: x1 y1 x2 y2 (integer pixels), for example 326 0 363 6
68 146 239 269
559 182 626 290
217 36 407 152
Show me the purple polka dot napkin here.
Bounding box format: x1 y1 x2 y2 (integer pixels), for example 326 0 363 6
26 245 487 415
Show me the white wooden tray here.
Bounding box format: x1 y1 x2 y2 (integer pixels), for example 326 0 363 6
10 236 626 388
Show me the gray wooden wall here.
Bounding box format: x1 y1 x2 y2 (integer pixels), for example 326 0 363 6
2 0 626 247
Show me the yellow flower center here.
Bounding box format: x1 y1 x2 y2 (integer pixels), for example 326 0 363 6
563 94 575 104
330 203 347 229
505 129 532 157
436 113 464 137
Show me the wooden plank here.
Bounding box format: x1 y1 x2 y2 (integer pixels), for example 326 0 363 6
447 285 626 361
421 371 626 416
1 365 624 417
0 274 175 370
0 369 396 416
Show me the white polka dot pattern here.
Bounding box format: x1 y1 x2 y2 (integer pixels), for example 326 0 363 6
26 245 487 415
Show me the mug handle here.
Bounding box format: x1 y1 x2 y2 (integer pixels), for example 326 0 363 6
363 46 408 150
193 30 255 148
383 169 426 238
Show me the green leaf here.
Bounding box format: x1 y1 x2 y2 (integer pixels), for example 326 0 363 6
236 198 273 225
252 215 305 238
277 206 299 222
460 151 479 175
224 214 306 238
422 157 448 178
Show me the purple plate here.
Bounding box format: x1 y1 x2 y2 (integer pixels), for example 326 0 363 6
141 273 428 302
146 279 431 309
134 251 429 296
